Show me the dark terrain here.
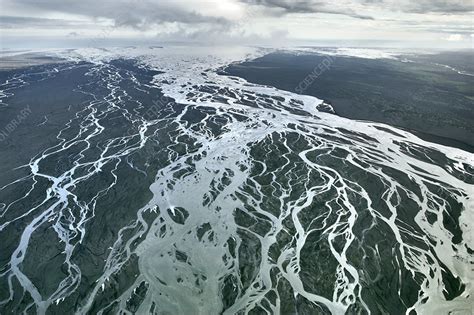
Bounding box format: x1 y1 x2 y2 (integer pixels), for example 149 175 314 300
225 51 474 151
0 52 472 314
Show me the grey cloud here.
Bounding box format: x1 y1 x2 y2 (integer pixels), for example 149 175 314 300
3 0 231 29
241 0 317 13
404 0 474 13
241 0 374 19
2 0 473 49
0 16 87 28
361 0 473 13
241 0 473 18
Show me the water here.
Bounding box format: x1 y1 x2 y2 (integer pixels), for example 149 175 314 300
0 46 472 314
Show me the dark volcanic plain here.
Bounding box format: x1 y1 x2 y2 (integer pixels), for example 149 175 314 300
0 50 472 314
225 51 474 152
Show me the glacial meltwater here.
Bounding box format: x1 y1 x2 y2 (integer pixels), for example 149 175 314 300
0 47 472 314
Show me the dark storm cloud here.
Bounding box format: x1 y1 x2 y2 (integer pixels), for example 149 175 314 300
240 0 374 19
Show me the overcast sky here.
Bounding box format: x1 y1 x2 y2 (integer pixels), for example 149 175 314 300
1 0 473 49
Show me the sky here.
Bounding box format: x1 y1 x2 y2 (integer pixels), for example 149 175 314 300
1 0 473 49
